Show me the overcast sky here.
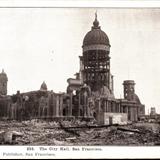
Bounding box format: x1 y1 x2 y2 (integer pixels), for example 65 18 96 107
0 8 160 114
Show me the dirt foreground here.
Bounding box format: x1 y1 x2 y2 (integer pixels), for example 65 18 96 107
0 120 160 146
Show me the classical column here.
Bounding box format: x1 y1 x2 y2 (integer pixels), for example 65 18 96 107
118 103 120 113
120 105 123 113
123 106 125 113
116 102 119 113
128 106 131 121
113 102 115 112
106 100 109 112
38 103 41 118
115 103 117 113
86 95 90 117
100 100 102 113
104 100 106 112
86 100 89 117
84 92 87 117
49 92 54 118
98 99 101 114
69 93 73 116
108 101 110 112
126 106 128 114
53 95 56 117
59 95 63 116
56 95 59 117
47 96 50 119
78 92 81 116
110 101 112 112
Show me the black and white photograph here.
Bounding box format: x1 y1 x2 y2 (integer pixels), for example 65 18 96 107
0 1 160 158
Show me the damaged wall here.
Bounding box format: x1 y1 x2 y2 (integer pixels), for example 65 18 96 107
98 112 128 125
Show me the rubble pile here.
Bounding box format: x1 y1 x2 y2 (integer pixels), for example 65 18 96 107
0 120 160 146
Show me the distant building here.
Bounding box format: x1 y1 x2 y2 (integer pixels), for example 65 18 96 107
150 107 156 116
149 107 158 120
0 13 145 124
141 107 160 123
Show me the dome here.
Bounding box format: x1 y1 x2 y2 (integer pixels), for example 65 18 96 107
0 69 8 81
40 81 47 91
83 13 110 47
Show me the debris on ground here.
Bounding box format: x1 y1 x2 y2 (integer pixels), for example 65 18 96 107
0 120 160 145
0 130 23 144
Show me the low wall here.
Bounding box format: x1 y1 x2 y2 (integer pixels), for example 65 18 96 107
98 112 128 125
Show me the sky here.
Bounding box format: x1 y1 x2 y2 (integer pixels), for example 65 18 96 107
0 8 160 114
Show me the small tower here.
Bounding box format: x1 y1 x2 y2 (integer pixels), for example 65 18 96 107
40 81 47 91
123 80 135 101
0 69 8 95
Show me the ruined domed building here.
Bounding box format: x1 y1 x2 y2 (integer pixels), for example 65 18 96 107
0 14 145 124
66 14 145 124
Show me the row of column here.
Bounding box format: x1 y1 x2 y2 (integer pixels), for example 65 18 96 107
102 100 121 113
77 92 90 117
100 100 138 121
37 93 138 121
38 93 69 118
